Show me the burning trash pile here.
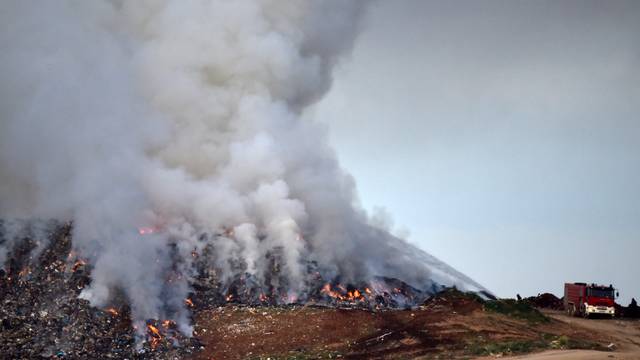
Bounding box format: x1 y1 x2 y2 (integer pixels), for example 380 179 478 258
189 243 444 311
0 222 201 359
0 220 484 359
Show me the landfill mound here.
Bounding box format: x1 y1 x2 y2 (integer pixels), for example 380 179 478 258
0 222 452 358
0 223 201 359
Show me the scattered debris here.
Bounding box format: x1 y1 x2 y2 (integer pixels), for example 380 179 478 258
0 223 201 359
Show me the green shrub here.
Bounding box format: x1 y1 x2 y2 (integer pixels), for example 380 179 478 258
484 299 549 323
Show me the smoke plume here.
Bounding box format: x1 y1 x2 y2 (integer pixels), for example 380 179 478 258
0 0 484 334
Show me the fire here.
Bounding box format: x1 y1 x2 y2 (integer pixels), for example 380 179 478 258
320 283 368 302
225 293 234 302
105 307 119 316
321 283 345 301
138 227 155 235
184 298 194 307
147 324 162 349
259 293 268 302
147 324 161 337
346 290 363 301
72 259 86 272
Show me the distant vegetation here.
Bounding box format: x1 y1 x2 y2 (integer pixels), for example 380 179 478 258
484 298 550 323
430 287 550 323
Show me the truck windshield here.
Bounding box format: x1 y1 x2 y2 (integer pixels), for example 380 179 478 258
588 288 614 298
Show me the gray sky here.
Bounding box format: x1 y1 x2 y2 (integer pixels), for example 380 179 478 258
309 0 640 303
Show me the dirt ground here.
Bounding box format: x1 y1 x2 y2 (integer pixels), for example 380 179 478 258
505 310 640 360
189 294 639 359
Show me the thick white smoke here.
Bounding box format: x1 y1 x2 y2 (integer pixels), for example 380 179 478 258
0 0 484 334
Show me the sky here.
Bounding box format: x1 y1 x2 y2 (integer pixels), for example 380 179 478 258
308 0 640 304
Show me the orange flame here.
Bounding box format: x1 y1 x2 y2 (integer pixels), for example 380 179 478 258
226 294 234 302
321 283 367 302
321 283 345 300
147 324 162 349
72 259 86 272
148 324 161 337
105 307 119 316
184 298 194 307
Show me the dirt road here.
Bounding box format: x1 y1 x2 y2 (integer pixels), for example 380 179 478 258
503 311 640 360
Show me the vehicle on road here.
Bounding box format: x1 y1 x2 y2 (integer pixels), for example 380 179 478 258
564 282 617 318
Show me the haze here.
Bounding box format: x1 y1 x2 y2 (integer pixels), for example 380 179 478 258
310 0 640 304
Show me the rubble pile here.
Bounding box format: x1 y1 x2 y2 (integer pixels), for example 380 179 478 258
422 287 485 315
188 236 442 311
0 223 201 359
525 293 564 310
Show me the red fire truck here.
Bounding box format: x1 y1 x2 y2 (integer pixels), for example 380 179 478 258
564 283 617 318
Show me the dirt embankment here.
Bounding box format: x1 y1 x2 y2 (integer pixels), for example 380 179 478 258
191 291 637 359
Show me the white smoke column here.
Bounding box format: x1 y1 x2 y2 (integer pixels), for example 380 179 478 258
0 0 487 335
0 0 182 332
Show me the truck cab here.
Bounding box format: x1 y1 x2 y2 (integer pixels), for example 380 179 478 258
564 282 616 318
